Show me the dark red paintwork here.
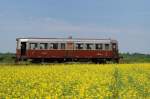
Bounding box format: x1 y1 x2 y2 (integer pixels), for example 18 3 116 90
16 49 117 59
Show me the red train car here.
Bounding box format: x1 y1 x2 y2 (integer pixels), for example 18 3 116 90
16 37 120 63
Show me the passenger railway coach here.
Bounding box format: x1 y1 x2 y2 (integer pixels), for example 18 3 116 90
16 37 120 63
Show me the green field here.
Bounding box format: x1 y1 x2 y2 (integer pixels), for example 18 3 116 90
0 64 150 99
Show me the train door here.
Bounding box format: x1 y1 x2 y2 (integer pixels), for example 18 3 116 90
112 43 117 54
112 43 119 62
66 41 74 58
21 42 27 56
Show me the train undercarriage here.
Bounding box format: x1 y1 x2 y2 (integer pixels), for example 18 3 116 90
16 57 119 64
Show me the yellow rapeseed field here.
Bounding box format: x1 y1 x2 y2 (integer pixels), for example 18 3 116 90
0 63 150 99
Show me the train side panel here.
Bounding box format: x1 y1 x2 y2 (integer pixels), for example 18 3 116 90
17 49 115 59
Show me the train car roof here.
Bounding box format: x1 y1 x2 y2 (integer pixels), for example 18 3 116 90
16 37 118 43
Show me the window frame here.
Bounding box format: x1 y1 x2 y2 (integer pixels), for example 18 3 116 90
60 43 66 50
75 43 84 50
105 43 110 50
95 43 103 50
51 43 58 49
29 43 38 50
39 43 48 50
85 43 93 50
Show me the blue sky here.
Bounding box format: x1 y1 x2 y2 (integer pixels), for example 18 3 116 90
0 0 150 53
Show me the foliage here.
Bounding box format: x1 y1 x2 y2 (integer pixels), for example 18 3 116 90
120 53 150 63
0 53 15 63
0 64 149 98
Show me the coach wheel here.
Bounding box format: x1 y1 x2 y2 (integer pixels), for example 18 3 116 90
57 59 64 63
115 59 119 63
92 59 98 64
73 58 78 62
112 59 119 63
98 59 106 64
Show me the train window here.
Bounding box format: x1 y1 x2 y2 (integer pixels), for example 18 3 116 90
76 43 84 50
52 43 58 49
60 43 65 49
49 43 53 49
112 43 116 49
95 44 103 50
30 43 38 49
105 44 110 50
40 43 48 49
86 44 93 50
